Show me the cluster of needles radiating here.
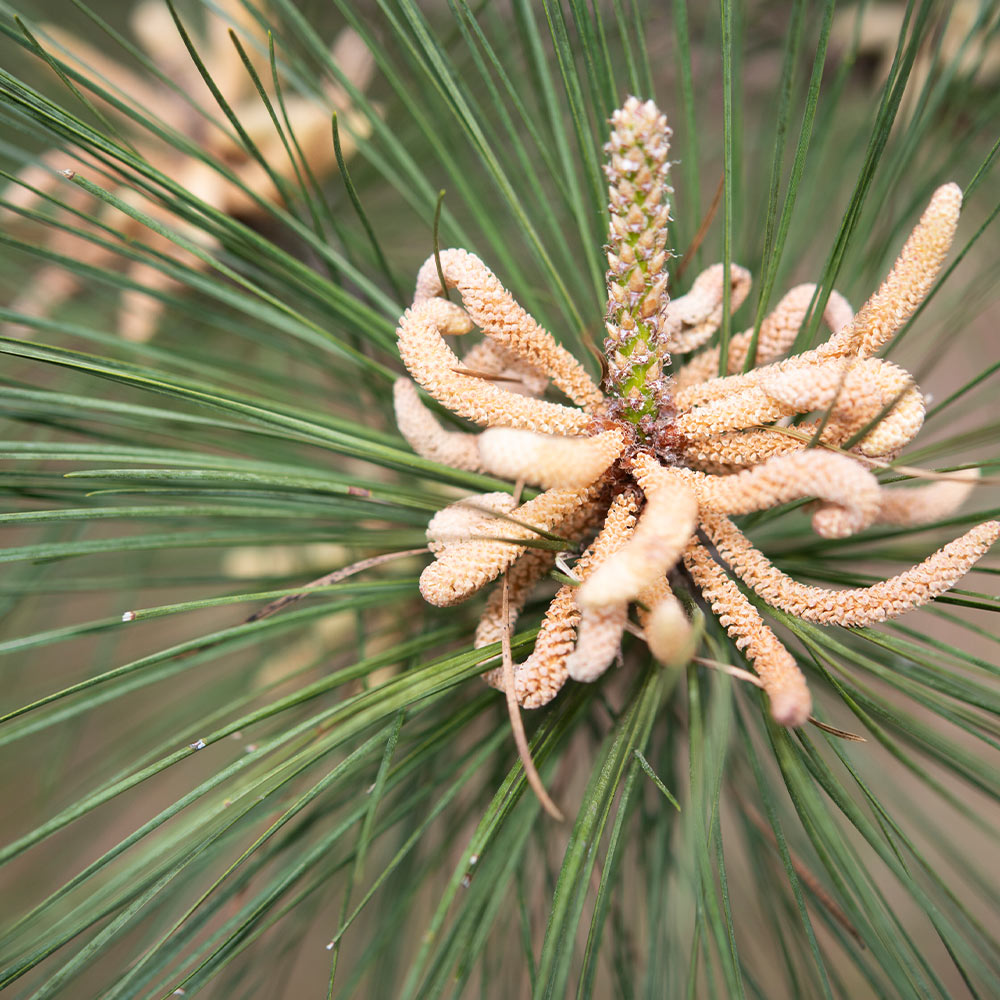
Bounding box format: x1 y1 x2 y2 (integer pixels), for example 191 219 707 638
395 96 996 729
2 0 372 342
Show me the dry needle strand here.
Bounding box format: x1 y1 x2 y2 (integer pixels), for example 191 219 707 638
684 539 812 726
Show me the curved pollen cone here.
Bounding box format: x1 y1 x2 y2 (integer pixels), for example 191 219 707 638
459 339 550 397
692 451 882 538
681 426 809 472
577 453 698 608
876 471 979 526
419 487 592 606
393 378 482 471
662 262 752 354
638 576 692 667
425 493 516 554
756 357 925 456
675 285 854 390
474 546 556 648
703 511 1000 627
819 183 962 360
676 355 924 452
481 492 639 707
477 427 625 489
684 539 812 727
397 297 591 435
474 498 603 649
413 248 602 408
565 604 629 682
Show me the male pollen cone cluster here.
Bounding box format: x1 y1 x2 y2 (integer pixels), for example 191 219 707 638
392 96 997 728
